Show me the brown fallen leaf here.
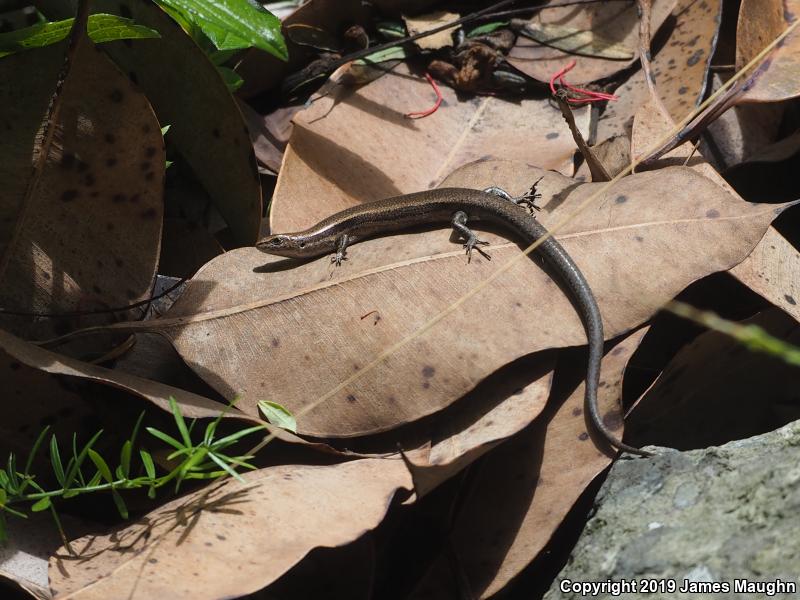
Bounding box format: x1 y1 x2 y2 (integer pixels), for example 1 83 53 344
236 0 373 98
701 73 783 171
0 33 163 338
90 0 262 246
0 347 98 475
506 0 676 85
408 328 648 599
574 134 631 181
1 512 97 600
404 353 554 497
49 457 413 600
736 0 800 104
405 10 459 50
627 309 800 450
514 21 634 61
630 98 800 325
270 62 589 231
238 99 301 175
597 0 722 141
68 161 788 440
730 227 800 323
0 329 308 449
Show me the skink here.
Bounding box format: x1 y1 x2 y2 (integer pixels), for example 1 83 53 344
257 187 649 457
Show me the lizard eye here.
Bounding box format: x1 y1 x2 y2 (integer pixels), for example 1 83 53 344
299 242 306 248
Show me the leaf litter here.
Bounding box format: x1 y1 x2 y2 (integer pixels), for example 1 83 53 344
2 0 800 597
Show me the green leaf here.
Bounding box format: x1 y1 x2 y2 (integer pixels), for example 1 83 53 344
212 424 268 449
31 497 52 512
257 401 296 433
207 452 245 482
218 66 244 92
354 45 408 66
0 489 6 506
111 489 128 519
146 427 184 451
119 440 132 479
154 0 286 59
64 430 103 491
6 454 19 493
139 450 157 479
0 14 160 58
87 449 113 484
466 21 509 37
49 436 65 487
169 396 193 447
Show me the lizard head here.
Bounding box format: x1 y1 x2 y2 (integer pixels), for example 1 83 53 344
256 233 324 258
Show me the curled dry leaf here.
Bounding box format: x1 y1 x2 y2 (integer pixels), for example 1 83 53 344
270 62 589 231
627 309 800 450
101 161 787 440
408 328 648 599
0 329 308 448
0 36 163 338
597 0 722 141
736 0 800 104
506 0 676 85
91 0 262 246
49 457 413 600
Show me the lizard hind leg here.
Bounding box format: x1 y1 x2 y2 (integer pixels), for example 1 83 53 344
483 180 543 214
451 211 490 263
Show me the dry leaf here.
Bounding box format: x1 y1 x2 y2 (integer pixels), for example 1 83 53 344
597 0 722 141
627 309 800 450
236 0 373 98
408 328 648 599
404 10 459 50
0 329 307 448
731 227 800 322
736 0 800 103
49 457 413 599
271 62 588 231
701 74 784 170
507 0 676 85
92 0 262 246
575 134 631 181
0 347 98 475
0 36 163 338
404 353 554 497
1 512 96 600
516 21 635 60
96 161 786 440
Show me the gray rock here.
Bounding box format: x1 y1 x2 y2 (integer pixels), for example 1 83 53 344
544 420 800 600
